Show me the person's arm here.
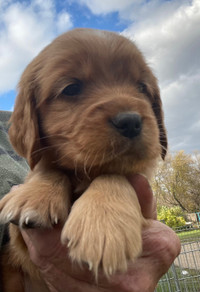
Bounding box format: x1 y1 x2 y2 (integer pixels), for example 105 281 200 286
21 174 181 292
0 111 29 249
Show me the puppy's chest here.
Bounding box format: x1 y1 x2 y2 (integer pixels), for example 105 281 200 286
70 175 91 203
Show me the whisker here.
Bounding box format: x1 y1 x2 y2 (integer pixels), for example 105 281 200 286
50 142 75 164
74 157 80 179
31 144 58 155
83 149 91 180
52 149 73 164
88 151 99 174
35 134 68 143
41 134 66 139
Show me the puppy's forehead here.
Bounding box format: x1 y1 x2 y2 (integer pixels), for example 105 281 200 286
47 28 148 77
54 29 143 63
36 28 155 100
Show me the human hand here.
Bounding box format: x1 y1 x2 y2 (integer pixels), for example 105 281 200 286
21 174 181 292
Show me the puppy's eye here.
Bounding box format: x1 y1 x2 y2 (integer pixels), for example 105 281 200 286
62 82 82 96
138 82 147 94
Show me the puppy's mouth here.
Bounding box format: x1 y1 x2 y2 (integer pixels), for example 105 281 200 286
62 112 147 172
43 105 159 175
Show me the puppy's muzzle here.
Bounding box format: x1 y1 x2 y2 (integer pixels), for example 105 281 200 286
110 112 142 139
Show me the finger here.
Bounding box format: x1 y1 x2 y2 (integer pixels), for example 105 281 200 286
100 221 181 292
21 227 96 283
127 174 156 219
141 221 181 277
21 224 64 258
10 184 21 191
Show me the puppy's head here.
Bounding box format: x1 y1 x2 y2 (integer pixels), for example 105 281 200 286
9 28 167 176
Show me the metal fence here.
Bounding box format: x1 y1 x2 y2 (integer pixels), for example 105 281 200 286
155 224 200 292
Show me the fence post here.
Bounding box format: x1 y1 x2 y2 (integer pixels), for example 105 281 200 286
196 212 200 222
171 263 181 292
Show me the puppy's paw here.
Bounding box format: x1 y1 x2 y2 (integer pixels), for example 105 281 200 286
0 176 70 228
61 185 143 278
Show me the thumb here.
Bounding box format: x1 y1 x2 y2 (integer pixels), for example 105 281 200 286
127 174 156 219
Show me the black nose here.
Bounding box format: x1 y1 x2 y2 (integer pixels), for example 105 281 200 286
110 112 142 139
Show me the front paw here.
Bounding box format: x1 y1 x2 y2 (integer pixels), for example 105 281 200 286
0 178 70 228
61 185 144 278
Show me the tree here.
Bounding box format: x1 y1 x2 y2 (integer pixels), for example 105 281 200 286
157 206 186 228
152 151 200 213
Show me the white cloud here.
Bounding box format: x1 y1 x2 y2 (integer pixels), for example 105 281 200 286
123 0 200 84
0 0 73 93
56 12 73 34
76 0 138 15
162 73 200 153
120 0 200 153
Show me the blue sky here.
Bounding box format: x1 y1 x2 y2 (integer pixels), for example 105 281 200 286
0 0 128 111
0 0 129 111
0 0 200 153
62 3 129 31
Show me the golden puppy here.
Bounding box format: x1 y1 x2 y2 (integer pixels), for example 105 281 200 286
0 28 167 291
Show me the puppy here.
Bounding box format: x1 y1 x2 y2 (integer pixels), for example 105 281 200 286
0 28 167 291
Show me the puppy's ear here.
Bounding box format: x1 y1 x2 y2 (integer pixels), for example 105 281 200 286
152 91 168 160
9 77 42 169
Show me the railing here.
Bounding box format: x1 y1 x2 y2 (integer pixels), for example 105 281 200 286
155 224 200 292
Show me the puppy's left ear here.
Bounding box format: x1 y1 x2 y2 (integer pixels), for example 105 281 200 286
152 91 168 160
9 77 42 169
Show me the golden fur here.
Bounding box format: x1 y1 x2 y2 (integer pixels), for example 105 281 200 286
0 28 167 291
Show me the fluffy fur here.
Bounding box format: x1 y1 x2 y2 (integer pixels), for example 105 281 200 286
0 28 167 291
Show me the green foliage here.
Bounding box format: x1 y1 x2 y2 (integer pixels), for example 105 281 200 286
157 206 186 228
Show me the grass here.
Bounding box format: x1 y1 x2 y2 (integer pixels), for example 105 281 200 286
156 226 200 291
156 266 200 292
176 229 200 243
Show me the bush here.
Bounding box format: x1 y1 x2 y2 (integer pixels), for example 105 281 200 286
157 206 186 228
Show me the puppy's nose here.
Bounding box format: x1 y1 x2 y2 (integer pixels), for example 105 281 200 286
110 112 142 139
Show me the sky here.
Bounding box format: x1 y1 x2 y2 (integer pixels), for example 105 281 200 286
0 0 199 154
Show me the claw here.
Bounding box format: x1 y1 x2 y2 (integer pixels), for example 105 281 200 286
7 211 13 220
88 261 93 271
25 217 29 225
109 267 112 275
54 216 58 224
67 240 72 248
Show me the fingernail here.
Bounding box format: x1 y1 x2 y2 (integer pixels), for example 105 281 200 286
138 173 148 179
10 185 20 191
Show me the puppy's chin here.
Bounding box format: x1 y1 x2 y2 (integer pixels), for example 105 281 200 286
48 136 160 178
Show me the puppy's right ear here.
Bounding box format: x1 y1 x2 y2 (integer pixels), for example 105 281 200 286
9 77 42 170
152 91 168 160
